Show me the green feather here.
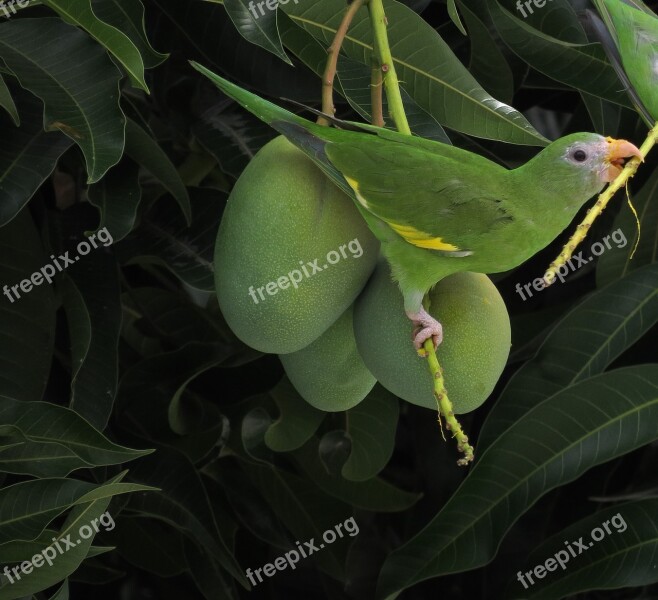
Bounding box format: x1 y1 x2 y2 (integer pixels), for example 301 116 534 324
192 62 613 314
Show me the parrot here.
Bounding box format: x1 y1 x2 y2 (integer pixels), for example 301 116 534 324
191 62 642 352
591 0 658 124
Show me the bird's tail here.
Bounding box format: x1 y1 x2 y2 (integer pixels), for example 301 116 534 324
191 61 354 194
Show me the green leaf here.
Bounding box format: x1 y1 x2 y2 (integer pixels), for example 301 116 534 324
447 0 466 35
0 75 19 126
87 158 141 242
239 458 353 581
293 439 420 512
0 476 155 544
91 0 168 69
41 0 148 91
0 210 56 402
61 245 121 430
111 516 186 577
458 0 514 103
127 446 248 587
0 18 126 183
0 87 72 227
124 118 191 225
514 500 658 599
490 1 633 108
0 396 153 467
281 0 547 145
378 366 658 599
264 378 326 453
338 386 399 482
0 472 136 599
597 168 658 286
224 0 291 65
479 263 658 450
117 188 222 292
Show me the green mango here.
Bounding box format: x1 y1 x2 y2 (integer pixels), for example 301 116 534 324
353 261 511 414
214 136 379 353
280 305 376 411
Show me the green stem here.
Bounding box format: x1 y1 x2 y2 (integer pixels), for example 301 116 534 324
368 0 473 466
367 0 411 135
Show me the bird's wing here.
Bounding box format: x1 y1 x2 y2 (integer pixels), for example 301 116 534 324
325 138 515 255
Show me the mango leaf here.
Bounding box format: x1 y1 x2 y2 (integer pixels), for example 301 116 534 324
319 385 399 482
264 377 325 452
281 0 547 145
0 476 155 544
87 158 141 242
112 516 186 577
60 237 121 430
91 0 168 68
0 396 153 467
479 263 658 450
41 0 148 91
490 1 633 108
238 457 354 581
192 107 276 180
458 0 513 103
0 18 125 183
124 118 191 224
293 438 420 512
0 472 137 600
0 210 56 402
597 167 658 286
377 366 658 599
117 188 223 292
127 446 248 587
512 500 658 599
0 87 72 227
224 0 291 65
0 75 19 126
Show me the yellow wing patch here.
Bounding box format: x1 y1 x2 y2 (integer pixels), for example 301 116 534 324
388 222 461 251
343 177 461 252
344 176 369 209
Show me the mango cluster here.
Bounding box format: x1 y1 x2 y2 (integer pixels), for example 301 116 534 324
215 137 511 414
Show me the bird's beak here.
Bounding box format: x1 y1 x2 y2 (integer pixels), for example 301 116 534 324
601 137 643 182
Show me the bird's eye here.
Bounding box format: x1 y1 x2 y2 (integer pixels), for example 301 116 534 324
572 149 588 162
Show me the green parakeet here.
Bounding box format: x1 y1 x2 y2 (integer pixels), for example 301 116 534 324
593 0 658 122
192 63 641 351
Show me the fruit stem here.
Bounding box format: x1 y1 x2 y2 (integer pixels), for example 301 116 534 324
318 0 367 126
369 0 473 466
543 121 658 286
368 0 411 135
423 340 474 465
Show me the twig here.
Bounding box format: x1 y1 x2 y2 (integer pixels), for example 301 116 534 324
371 56 384 127
544 122 658 286
318 0 367 126
368 0 473 465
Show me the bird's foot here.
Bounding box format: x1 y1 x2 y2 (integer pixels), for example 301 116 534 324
406 308 443 356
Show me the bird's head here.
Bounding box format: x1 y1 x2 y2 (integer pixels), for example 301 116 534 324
534 133 642 204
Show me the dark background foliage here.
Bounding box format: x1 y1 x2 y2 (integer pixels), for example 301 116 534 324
0 0 657 599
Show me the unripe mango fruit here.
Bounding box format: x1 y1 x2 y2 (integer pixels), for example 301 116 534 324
353 262 511 414
280 305 376 411
214 136 379 353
